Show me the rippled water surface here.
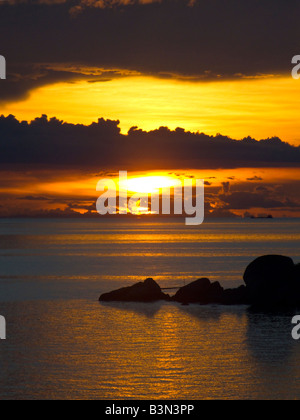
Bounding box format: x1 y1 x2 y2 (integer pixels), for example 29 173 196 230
0 218 299 399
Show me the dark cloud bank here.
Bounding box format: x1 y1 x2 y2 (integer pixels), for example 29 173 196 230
0 115 299 170
0 0 299 102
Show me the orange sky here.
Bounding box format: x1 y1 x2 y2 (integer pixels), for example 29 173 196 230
1 69 300 218
3 74 300 145
0 167 299 218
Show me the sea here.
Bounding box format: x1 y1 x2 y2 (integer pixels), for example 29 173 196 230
0 217 300 400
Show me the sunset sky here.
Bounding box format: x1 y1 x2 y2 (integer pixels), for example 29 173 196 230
0 0 300 218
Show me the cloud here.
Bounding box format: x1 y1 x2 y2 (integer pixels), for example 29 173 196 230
219 191 300 210
69 0 164 15
255 185 274 193
221 182 231 194
247 176 263 181
0 0 299 102
0 64 137 103
18 195 50 201
0 115 299 170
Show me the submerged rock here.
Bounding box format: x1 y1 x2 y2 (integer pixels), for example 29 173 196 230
99 278 170 302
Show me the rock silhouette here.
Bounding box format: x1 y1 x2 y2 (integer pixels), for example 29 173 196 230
173 278 224 304
99 255 300 310
99 278 170 302
172 278 248 305
222 285 248 305
244 255 300 309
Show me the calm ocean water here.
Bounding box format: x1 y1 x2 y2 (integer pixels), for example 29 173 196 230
0 218 300 399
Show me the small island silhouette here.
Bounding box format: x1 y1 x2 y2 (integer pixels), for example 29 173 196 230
99 255 300 311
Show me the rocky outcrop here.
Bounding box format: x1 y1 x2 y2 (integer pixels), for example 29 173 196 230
99 255 300 310
173 278 224 304
222 285 248 305
243 255 300 309
172 278 248 305
99 278 170 302
294 263 300 280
